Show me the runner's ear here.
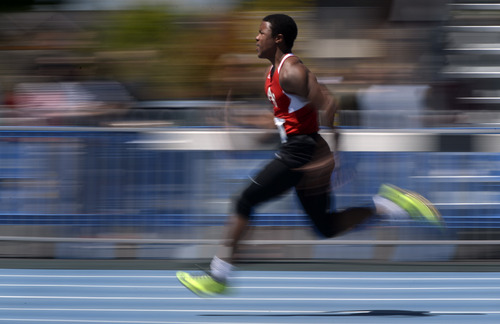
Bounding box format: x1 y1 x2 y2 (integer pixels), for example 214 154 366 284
275 33 284 45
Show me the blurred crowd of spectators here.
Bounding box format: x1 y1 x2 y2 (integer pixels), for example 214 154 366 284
0 2 499 128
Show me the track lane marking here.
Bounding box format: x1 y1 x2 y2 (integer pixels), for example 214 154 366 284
1 284 500 290
0 296 499 301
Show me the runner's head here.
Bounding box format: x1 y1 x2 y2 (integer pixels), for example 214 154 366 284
262 14 297 50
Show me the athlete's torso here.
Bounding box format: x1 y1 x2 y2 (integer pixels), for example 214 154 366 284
265 53 318 142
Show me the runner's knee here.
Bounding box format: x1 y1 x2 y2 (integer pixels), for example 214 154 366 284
234 183 262 219
235 194 252 219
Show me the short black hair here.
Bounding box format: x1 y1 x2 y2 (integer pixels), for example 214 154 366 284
263 14 298 50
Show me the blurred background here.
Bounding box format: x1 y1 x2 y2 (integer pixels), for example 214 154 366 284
0 0 500 263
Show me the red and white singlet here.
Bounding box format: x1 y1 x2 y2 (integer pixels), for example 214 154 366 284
265 53 319 142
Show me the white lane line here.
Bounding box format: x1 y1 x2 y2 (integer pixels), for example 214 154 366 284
2 274 500 280
1 308 500 314
0 296 499 301
239 276 500 281
0 319 328 324
0 275 174 278
1 284 500 290
0 320 278 324
0 284 181 288
0 308 325 313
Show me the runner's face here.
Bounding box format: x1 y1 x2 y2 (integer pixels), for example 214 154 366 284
256 21 276 60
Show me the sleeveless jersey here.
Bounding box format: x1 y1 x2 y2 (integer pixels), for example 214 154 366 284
265 53 318 142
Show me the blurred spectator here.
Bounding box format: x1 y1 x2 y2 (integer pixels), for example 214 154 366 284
14 80 133 126
357 84 429 128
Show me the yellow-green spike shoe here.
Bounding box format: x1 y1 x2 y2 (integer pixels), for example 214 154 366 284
177 271 228 297
378 184 444 227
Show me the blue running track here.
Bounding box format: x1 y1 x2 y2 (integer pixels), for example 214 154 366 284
0 268 499 323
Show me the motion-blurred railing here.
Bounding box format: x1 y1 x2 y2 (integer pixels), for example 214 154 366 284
0 126 499 260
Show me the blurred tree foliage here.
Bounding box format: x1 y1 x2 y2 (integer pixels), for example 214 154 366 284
94 6 239 99
93 2 312 99
98 8 175 50
239 0 313 10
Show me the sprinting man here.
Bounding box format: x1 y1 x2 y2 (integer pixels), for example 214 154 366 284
177 14 442 297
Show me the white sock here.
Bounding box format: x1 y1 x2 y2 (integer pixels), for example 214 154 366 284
210 256 234 282
373 195 409 219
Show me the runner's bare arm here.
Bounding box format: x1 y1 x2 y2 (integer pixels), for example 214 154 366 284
280 59 338 127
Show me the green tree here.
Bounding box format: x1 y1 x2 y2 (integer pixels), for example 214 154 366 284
98 7 174 51
95 6 238 99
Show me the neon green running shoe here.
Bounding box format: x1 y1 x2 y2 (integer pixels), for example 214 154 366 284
378 184 444 227
176 271 228 297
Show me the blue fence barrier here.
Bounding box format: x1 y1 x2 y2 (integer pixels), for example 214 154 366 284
0 127 500 237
